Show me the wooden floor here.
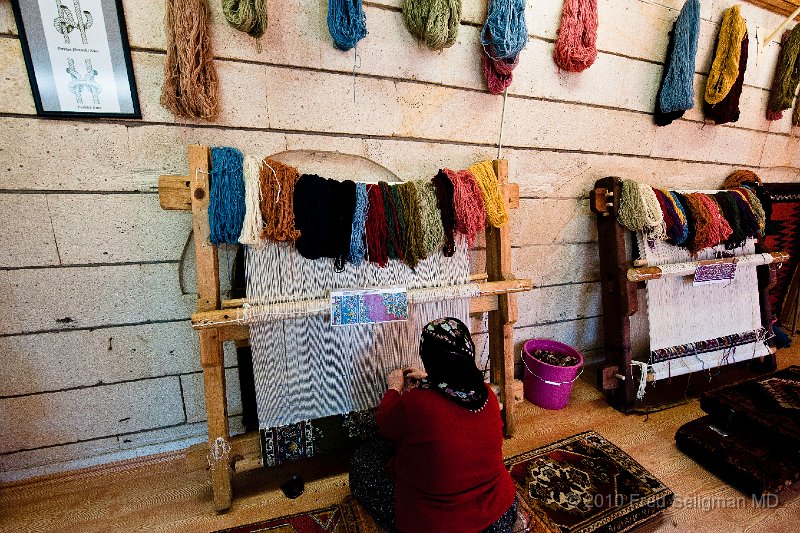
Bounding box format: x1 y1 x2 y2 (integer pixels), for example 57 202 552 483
2 351 800 533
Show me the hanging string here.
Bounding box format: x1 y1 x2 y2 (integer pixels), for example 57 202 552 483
259 158 301 242
366 183 389 267
209 147 245 245
161 0 219 119
397 181 426 269
328 0 368 51
402 0 461 50
553 0 598 72
432 171 457 257
766 25 800 121
222 0 267 38
617 179 648 231
705 5 747 105
704 30 748 125
238 155 264 246
480 0 527 60
468 161 508 227
413 179 445 256
657 0 700 116
380 182 406 262
348 183 369 265
443 169 486 247
639 184 666 240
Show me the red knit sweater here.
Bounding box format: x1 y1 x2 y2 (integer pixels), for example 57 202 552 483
376 385 516 533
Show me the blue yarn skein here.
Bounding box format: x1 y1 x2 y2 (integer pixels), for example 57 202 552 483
328 0 367 51
348 182 369 264
480 0 527 60
658 0 700 114
209 147 246 245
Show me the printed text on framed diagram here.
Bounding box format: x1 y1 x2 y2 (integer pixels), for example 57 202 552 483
12 0 140 118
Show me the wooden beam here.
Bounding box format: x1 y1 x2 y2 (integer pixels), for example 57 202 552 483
745 0 800 18
189 145 220 312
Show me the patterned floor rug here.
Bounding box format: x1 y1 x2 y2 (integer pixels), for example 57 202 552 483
218 431 671 533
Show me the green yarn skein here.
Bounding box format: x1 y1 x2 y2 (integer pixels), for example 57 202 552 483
222 0 267 38
402 0 461 50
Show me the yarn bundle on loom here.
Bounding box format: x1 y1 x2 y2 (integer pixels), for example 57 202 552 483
222 0 268 38
328 0 368 51
704 5 748 125
553 0 598 72
203 148 507 270
654 0 700 126
767 24 800 124
402 0 461 50
161 0 219 119
480 0 527 94
617 172 766 255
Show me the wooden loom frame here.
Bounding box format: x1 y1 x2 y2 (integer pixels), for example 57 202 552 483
590 177 783 413
159 145 533 512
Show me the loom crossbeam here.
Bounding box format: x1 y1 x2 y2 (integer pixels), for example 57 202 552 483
627 251 789 282
160 145 531 512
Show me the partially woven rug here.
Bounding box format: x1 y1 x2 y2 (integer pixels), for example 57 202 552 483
218 431 671 533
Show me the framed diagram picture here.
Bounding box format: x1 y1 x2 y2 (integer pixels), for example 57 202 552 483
11 0 141 118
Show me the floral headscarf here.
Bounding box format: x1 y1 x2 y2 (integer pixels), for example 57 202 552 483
419 317 489 412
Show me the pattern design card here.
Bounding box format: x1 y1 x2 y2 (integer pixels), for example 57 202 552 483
331 288 408 326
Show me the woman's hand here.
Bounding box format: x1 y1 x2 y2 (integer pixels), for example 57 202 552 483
403 367 427 391
387 368 406 392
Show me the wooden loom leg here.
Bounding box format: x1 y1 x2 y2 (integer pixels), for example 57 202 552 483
488 160 518 437
190 144 220 312
200 328 233 512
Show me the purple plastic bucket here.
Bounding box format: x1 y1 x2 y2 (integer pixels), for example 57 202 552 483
522 339 583 410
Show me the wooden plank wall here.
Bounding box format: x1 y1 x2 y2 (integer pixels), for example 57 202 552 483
1 0 799 480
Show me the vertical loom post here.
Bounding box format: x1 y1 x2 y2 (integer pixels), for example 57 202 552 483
487 159 518 437
190 144 220 311
592 177 638 411
200 328 233 512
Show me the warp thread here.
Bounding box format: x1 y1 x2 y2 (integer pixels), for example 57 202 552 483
704 30 748 125
413 179 445 255
260 159 301 242
482 47 520 95
639 183 667 240
432 171 457 256
381 182 406 262
444 168 486 247
161 0 219 119
222 0 267 38
294 174 334 260
209 147 246 245
332 180 358 271
468 161 508 227
617 179 648 231
348 183 369 265
402 0 461 50
480 0 527 60
657 0 700 116
704 5 747 105
238 155 264 246
366 184 389 267
328 0 368 51
553 0 598 72
767 25 800 121
397 181 426 269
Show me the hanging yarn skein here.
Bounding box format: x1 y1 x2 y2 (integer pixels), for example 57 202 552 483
260 159 301 242
402 0 461 50
413 180 445 256
553 0 598 72
348 183 369 265
617 179 648 232
468 161 508 227
481 0 527 60
767 25 800 121
444 168 486 247
222 0 268 38
704 30 748 125
432 171 457 257
238 155 264 246
366 184 389 267
328 0 368 51
657 0 700 115
704 5 747 106
209 147 246 245
161 0 219 119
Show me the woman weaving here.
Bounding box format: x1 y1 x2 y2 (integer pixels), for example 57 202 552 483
349 317 517 532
